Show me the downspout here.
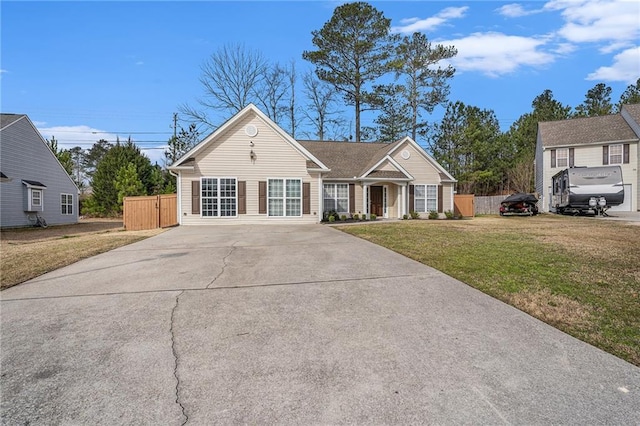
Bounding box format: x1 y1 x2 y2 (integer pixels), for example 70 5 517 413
169 170 182 225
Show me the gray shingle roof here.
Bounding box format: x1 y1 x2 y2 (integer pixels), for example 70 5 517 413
0 114 26 130
622 103 640 125
299 140 405 179
538 114 638 148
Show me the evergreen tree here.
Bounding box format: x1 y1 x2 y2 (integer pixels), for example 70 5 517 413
88 139 153 215
574 83 613 117
616 78 640 111
503 90 572 193
84 139 113 179
114 163 145 210
429 101 501 194
303 2 399 142
45 136 74 177
372 84 412 142
395 32 456 141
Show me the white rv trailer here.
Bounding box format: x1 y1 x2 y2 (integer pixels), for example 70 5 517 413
550 166 624 215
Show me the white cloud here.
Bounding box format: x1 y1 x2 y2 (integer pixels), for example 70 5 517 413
37 125 121 148
391 6 468 34
552 43 578 55
496 4 542 17
36 124 167 165
135 61 144 66
439 32 555 77
587 46 640 83
544 0 639 52
141 147 167 166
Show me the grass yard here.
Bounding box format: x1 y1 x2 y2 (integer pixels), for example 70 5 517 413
1 219 164 289
339 215 640 366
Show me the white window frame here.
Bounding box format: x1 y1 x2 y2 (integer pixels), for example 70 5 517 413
323 183 349 214
200 177 237 218
609 144 623 165
32 189 42 208
556 148 569 168
61 193 73 215
414 184 437 213
268 178 302 217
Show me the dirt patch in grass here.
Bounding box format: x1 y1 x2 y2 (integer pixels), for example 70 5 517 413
506 288 593 330
1 219 165 289
340 215 640 366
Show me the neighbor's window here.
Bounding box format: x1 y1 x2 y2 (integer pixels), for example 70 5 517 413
32 189 42 207
61 193 73 215
201 177 237 217
323 183 349 214
414 184 437 212
556 148 569 168
609 144 623 164
268 179 301 217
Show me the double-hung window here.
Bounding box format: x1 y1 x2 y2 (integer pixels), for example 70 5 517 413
414 184 437 212
32 190 42 208
268 178 301 217
608 144 623 164
556 148 569 168
201 177 237 217
323 183 349 214
61 194 73 215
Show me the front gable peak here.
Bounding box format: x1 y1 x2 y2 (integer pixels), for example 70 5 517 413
171 104 329 170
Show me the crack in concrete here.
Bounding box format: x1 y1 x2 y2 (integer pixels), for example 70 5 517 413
170 290 189 425
206 243 237 289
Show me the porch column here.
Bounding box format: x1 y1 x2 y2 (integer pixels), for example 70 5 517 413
318 173 323 221
401 183 407 217
362 183 368 219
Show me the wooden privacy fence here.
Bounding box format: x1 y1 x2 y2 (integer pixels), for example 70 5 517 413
123 194 177 231
453 194 475 217
474 195 507 215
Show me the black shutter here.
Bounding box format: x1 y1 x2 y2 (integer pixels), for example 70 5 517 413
438 185 444 213
569 148 575 167
551 149 556 168
349 183 355 213
191 180 200 215
623 144 630 164
409 185 415 212
258 181 267 214
238 181 246 214
303 182 310 215
603 146 609 165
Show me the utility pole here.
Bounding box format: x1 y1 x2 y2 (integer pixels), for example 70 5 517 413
172 112 178 138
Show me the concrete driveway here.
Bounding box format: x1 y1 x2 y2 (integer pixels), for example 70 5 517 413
1 225 638 424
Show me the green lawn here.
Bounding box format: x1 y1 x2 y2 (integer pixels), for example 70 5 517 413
338 215 640 366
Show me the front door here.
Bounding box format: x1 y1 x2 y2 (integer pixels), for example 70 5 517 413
370 186 384 216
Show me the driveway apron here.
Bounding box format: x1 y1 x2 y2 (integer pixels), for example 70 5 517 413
1 224 639 424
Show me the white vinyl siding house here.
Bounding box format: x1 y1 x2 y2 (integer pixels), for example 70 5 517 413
1 114 79 228
536 105 640 212
169 104 456 224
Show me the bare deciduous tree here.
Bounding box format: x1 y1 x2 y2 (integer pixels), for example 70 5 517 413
180 43 268 129
301 71 346 141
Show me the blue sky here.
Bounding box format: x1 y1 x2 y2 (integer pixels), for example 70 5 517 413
2 0 639 164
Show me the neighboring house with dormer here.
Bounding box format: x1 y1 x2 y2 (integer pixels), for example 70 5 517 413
1 113 79 228
536 104 640 212
169 104 456 225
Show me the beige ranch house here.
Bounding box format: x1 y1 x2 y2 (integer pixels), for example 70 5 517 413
169 104 456 225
